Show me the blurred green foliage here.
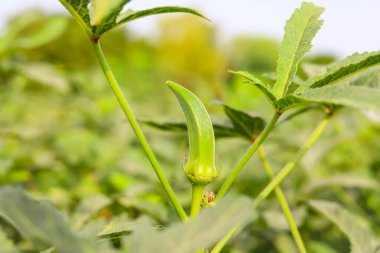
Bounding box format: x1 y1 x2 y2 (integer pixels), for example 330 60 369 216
0 9 379 253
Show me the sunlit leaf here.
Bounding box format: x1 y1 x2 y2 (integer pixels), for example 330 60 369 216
300 85 380 113
90 0 130 35
310 200 380 253
273 2 324 99
58 0 92 35
297 51 380 93
114 6 207 32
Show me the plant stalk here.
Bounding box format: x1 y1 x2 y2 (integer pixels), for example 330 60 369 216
217 111 281 200
211 115 330 252
210 225 239 253
258 148 307 253
91 40 187 221
190 184 205 218
253 116 330 208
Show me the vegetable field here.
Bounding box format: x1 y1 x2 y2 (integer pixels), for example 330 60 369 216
0 1 379 253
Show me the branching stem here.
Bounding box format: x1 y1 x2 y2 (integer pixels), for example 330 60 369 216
217 111 281 200
258 147 307 253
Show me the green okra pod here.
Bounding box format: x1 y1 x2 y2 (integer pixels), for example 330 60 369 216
167 81 217 185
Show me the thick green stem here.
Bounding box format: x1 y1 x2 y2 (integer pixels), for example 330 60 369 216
258 148 307 253
253 116 329 208
91 41 187 222
190 184 205 218
217 112 281 200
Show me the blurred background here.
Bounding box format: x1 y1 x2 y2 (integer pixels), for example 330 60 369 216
0 1 380 252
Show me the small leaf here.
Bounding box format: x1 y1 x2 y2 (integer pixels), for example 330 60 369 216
310 200 380 253
113 6 207 32
167 81 217 184
128 195 254 253
229 70 277 108
273 2 324 99
222 104 266 141
297 51 380 93
0 187 92 253
58 0 92 35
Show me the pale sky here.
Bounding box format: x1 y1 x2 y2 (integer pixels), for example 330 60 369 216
1 0 379 56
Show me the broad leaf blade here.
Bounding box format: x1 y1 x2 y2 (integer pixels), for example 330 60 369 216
297 51 380 93
58 0 92 35
229 70 277 108
114 6 207 31
300 85 380 113
0 187 92 253
129 195 254 253
222 104 266 141
273 2 324 99
310 200 379 253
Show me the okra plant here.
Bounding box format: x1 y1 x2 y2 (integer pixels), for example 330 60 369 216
1 1 380 253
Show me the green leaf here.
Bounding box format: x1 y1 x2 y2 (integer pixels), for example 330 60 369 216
229 70 277 108
90 0 131 36
297 51 380 93
0 187 92 253
273 2 324 99
167 81 217 184
222 104 266 141
310 200 380 253
58 0 92 35
300 85 380 113
113 6 207 32
128 195 254 253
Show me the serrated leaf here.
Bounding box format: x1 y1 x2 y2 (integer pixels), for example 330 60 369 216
222 104 266 141
0 187 92 253
128 195 254 253
297 51 380 93
273 2 324 99
58 0 92 35
113 6 207 32
300 85 380 113
90 0 130 35
230 70 277 108
310 200 380 253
